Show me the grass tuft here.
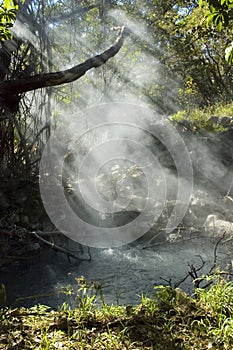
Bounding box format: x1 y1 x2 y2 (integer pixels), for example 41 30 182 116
1 274 233 349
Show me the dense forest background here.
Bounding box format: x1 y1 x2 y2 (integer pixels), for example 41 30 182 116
0 0 232 231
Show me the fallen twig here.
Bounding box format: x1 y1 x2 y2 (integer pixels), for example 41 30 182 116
31 231 91 262
208 231 226 275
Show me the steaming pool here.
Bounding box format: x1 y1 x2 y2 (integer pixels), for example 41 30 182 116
1 228 232 309
6 106 229 309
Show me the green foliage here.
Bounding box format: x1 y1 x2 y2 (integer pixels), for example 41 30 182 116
0 0 18 42
2 275 233 349
225 41 233 63
194 275 233 346
147 0 232 108
171 101 233 132
199 0 233 63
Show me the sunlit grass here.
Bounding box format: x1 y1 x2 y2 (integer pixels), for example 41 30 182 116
171 101 233 132
1 273 233 349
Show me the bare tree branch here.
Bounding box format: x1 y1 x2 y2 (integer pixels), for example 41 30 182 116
31 231 91 262
0 27 129 97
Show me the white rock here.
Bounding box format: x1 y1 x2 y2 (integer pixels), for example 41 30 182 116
204 214 233 237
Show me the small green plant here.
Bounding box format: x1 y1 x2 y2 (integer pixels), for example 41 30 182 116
75 276 107 309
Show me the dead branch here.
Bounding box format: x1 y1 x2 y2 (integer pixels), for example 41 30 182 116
31 231 91 262
0 26 130 100
208 231 226 275
0 221 92 266
162 232 230 290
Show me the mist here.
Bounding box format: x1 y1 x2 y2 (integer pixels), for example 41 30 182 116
1 4 232 308
35 5 233 268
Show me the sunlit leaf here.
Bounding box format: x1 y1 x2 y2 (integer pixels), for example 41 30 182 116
225 43 233 64
206 12 218 26
4 0 11 10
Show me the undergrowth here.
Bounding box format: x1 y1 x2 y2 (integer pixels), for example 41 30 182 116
1 273 233 349
171 101 233 132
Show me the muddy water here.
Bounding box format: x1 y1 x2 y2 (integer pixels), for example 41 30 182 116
1 232 232 309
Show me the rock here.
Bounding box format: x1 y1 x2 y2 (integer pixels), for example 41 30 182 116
208 115 233 127
221 116 233 126
209 116 220 124
204 214 233 237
